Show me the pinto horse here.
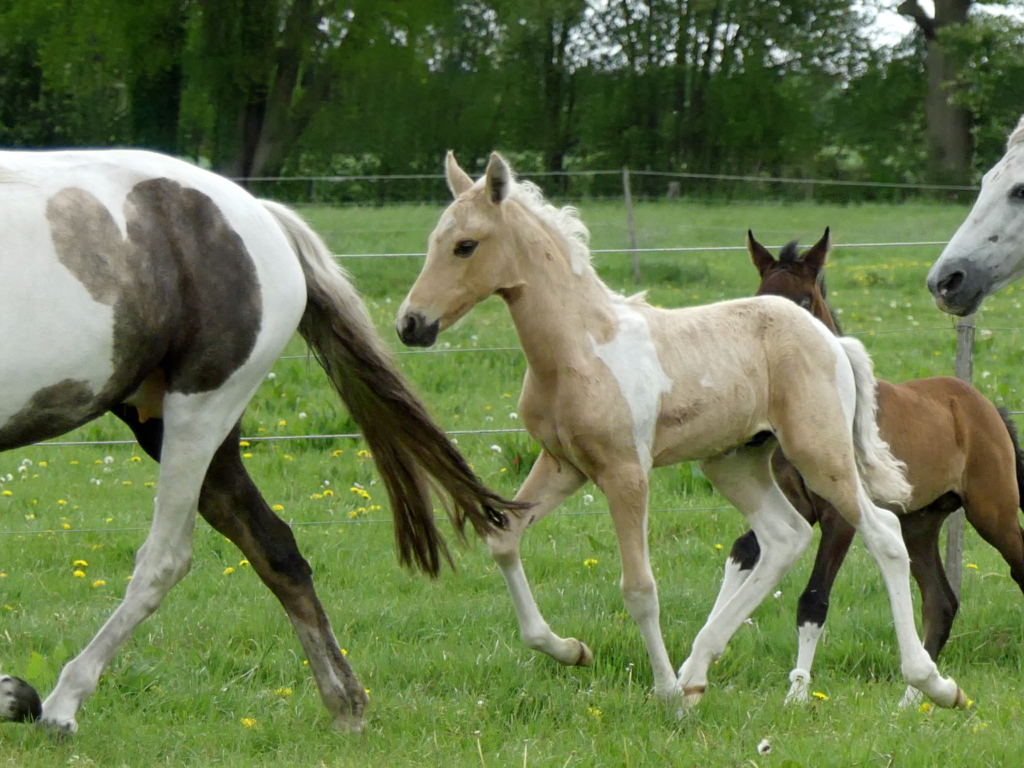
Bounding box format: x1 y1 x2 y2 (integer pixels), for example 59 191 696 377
0 149 513 734
395 151 969 710
720 230 1024 705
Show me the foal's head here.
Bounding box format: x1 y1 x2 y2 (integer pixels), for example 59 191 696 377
397 152 526 347
748 227 840 335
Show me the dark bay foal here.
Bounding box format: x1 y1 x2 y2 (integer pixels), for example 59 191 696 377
717 229 1024 706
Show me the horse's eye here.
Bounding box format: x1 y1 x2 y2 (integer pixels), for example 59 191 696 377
454 239 479 257
1010 183 1024 201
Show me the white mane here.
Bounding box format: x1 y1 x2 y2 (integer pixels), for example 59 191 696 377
1008 114 1024 149
509 179 593 276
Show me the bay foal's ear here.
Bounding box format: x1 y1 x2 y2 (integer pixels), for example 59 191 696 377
485 152 511 205
747 230 777 276
445 151 473 198
801 226 832 278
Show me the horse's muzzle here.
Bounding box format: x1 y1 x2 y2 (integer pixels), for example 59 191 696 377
396 311 440 347
926 258 987 317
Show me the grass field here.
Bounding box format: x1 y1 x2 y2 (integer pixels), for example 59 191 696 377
3 199 1024 766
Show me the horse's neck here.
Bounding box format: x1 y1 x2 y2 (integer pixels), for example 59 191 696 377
502 253 618 382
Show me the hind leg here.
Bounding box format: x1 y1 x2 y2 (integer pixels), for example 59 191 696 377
487 450 590 666
677 442 813 708
113 407 368 732
963 497 1024 596
786 510 856 704
39 390 247 733
892 511 957 708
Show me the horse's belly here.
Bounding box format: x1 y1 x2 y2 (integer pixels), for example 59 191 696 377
0 250 117 449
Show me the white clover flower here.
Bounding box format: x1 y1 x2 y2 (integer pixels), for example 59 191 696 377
267 372 277 380
509 412 519 420
103 456 114 465
582 494 594 505
20 458 32 467
298 412 308 420
489 445 502 454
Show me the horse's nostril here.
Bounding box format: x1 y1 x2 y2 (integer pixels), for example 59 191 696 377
937 270 965 295
401 314 418 338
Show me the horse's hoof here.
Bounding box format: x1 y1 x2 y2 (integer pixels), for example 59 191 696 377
784 688 809 706
36 717 78 739
574 641 594 667
331 712 366 734
681 685 705 709
953 687 969 710
0 676 42 724
898 686 924 709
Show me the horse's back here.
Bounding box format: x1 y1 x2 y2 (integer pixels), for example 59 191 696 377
0 149 306 451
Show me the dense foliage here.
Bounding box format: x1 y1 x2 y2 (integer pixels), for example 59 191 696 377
0 1 1021 200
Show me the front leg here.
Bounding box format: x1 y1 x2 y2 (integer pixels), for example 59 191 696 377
488 450 590 665
598 463 679 700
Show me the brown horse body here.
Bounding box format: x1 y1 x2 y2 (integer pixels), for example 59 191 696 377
724 230 1024 704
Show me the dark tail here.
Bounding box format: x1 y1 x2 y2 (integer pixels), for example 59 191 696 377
261 201 517 576
996 406 1024 512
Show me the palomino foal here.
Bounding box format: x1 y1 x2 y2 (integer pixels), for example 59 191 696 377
717 230 1024 705
396 151 968 709
0 150 512 734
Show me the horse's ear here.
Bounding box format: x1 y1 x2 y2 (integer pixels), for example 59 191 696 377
802 226 832 278
485 152 511 205
747 230 776 276
445 151 473 198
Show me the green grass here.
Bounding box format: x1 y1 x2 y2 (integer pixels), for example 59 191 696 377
3 199 1024 766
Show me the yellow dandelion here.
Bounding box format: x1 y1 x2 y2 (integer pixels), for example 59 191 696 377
73 570 86 578
348 510 359 519
503 393 511 398
588 706 602 720
271 504 284 512
1 573 7 578
584 558 598 568
919 702 932 713
223 567 235 576
144 481 155 488
275 687 293 697
1 490 11 497
122 481 132 486
241 718 256 728
239 441 250 448
715 543 723 551
92 580 106 587
310 493 323 500
302 660 308 666
39 461 48 467
967 563 978 570
284 454 294 461
812 691 829 701
106 518 113 523
130 456 142 463
332 449 344 457
24 514 34 520
239 559 250 567
70 460 79 465
57 499 67 506
62 523 71 530
357 450 370 458
243 453 253 459
323 489 334 497
278 420 287 427
73 559 88 567
341 648 347 656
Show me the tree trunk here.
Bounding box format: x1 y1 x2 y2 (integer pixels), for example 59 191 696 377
899 0 973 182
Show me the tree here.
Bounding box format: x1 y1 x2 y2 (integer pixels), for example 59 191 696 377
897 0 973 181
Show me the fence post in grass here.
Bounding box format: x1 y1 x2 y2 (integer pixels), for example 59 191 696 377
622 167 641 283
946 313 975 599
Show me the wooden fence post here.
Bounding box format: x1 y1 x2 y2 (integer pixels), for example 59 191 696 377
622 167 641 283
946 313 975 599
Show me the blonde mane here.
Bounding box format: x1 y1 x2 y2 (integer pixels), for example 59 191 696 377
1007 115 1024 149
508 179 593 276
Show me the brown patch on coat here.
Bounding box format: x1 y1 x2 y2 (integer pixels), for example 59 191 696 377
0 379 97 450
47 179 262 397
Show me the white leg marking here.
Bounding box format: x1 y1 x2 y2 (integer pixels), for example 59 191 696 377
785 622 824 704
854 484 962 707
708 556 753 623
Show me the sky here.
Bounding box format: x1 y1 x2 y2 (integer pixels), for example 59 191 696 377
866 1 1024 48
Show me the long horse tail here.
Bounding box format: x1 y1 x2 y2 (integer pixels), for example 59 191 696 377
260 200 514 576
995 406 1024 512
837 337 913 507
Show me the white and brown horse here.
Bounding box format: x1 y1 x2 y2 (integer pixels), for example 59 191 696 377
725 230 1024 706
0 149 513 734
396 151 969 710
